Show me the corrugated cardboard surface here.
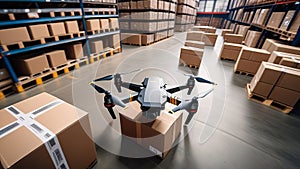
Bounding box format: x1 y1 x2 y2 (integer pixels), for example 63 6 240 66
202 33 217 46
46 50 68 68
86 19 101 31
47 23 66 36
269 86 300 107
11 55 50 75
263 39 300 55
0 69 10 81
64 21 79 34
267 12 285 28
185 41 205 49
280 10 295 31
0 27 31 45
279 58 300 69
289 12 300 33
221 29 234 36
65 43 83 59
100 19 110 30
90 41 104 54
28 24 50 40
186 31 203 41
250 81 273 98
268 51 300 64
0 92 97 169
224 34 243 44
235 59 261 74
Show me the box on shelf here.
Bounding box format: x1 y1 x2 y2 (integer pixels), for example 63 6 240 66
279 10 295 31
86 19 101 31
11 55 50 75
220 43 244 61
46 50 68 68
119 101 182 159
180 46 203 67
237 25 250 38
141 34 154 45
185 41 205 49
256 8 270 26
289 12 300 33
0 92 97 169
244 30 261 48
112 34 121 48
100 19 110 30
28 24 50 40
47 22 66 36
262 39 300 55
65 43 84 59
202 33 218 46
90 40 104 54
0 27 31 45
109 18 119 29
221 29 234 36
224 34 243 44
65 21 80 34
267 12 285 28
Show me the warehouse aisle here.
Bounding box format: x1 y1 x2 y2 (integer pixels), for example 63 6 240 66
1 32 300 169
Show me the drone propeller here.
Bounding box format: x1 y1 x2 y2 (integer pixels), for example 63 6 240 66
184 74 217 85
170 87 214 124
93 69 142 82
90 82 126 119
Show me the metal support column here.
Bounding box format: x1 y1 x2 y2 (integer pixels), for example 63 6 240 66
79 0 91 60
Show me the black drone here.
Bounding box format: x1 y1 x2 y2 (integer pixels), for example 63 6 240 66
90 69 216 125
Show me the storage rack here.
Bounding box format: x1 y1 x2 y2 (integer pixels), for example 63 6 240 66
195 12 229 28
0 0 121 96
175 0 197 31
118 0 177 45
226 0 300 47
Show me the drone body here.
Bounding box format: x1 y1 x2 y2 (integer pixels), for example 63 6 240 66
90 70 216 124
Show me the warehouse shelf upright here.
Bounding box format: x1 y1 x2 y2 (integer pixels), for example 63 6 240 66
227 0 300 47
0 0 121 94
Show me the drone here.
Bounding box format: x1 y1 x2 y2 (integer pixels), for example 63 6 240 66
90 69 216 125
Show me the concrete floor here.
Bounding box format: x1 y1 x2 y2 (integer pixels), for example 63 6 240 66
1 30 300 169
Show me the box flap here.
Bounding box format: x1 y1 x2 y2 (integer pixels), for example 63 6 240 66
0 109 16 128
119 101 141 120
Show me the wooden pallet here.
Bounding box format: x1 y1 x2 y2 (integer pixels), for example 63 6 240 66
1 39 44 52
89 47 121 63
234 70 254 77
0 79 15 100
178 61 199 69
220 57 235 62
246 84 293 114
87 29 106 35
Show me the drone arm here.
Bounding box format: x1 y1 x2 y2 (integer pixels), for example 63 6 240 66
121 82 143 93
121 93 139 104
167 96 182 106
166 85 189 94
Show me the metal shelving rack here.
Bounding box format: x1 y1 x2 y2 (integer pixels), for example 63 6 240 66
0 0 121 87
227 0 300 47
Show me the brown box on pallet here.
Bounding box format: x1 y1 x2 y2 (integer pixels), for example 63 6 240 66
180 47 203 67
28 24 50 40
109 18 119 29
224 34 243 44
141 34 154 45
65 21 79 34
279 10 295 31
0 68 10 81
130 1 137 9
256 8 270 26
244 30 261 48
186 31 203 41
277 68 300 92
86 19 100 31
47 22 66 36
220 43 244 61
11 55 50 76
251 62 283 85
100 19 110 30
250 82 273 98
65 43 84 59
127 34 141 45
46 50 68 68
185 41 205 49
0 27 31 45
0 92 97 169
202 33 217 46
143 0 158 9
234 59 261 74
112 34 120 48
237 25 250 38
262 39 300 55
221 29 234 36
119 101 182 159
289 12 300 33
267 12 285 28
279 58 300 69
241 47 271 62
268 51 300 64
90 40 104 54
269 86 300 107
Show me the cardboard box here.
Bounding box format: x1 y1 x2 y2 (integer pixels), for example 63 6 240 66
112 34 120 48
130 1 137 9
47 22 66 36
109 18 119 29
65 43 84 59
267 12 285 28
268 51 300 64
90 40 104 54
0 27 31 45
86 19 100 31
64 21 79 34
251 62 283 84
119 101 182 158
289 12 300 33
141 34 154 45
186 31 203 41
277 68 300 92
234 59 261 74
0 68 10 81
220 43 244 61
185 41 205 49
279 10 295 31
269 86 300 107
180 46 203 67
237 25 250 38
46 50 68 68
192 26 216 33
0 92 97 169
279 58 300 69
262 39 300 55
249 81 273 98
143 0 158 9
224 34 243 44
127 34 141 45
100 19 110 30
221 29 234 36
11 55 50 75
256 9 270 26
241 47 271 62
28 24 50 40
202 33 218 46
244 30 261 47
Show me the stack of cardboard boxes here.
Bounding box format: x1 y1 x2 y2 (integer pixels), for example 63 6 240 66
175 0 197 32
118 0 177 45
187 28 218 46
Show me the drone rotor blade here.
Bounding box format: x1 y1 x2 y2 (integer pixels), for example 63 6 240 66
195 77 215 85
196 88 214 99
94 75 114 82
120 69 142 75
184 112 195 125
172 101 191 113
107 107 117 119
111 95 126 108
90 83 107 93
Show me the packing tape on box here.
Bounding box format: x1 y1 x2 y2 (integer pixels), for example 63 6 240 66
0 100 70 169
149 145 163 158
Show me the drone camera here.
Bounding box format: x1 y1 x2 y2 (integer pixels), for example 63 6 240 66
104 94 115 108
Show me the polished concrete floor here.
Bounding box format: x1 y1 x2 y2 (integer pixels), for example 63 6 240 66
1 30 300 169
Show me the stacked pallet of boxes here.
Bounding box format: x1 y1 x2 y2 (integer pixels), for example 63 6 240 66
175 0 197 32
0 0 121 97
118 0 177 46
189 27 218 46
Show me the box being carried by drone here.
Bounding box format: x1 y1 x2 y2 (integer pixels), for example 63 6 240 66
119 101 183 159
